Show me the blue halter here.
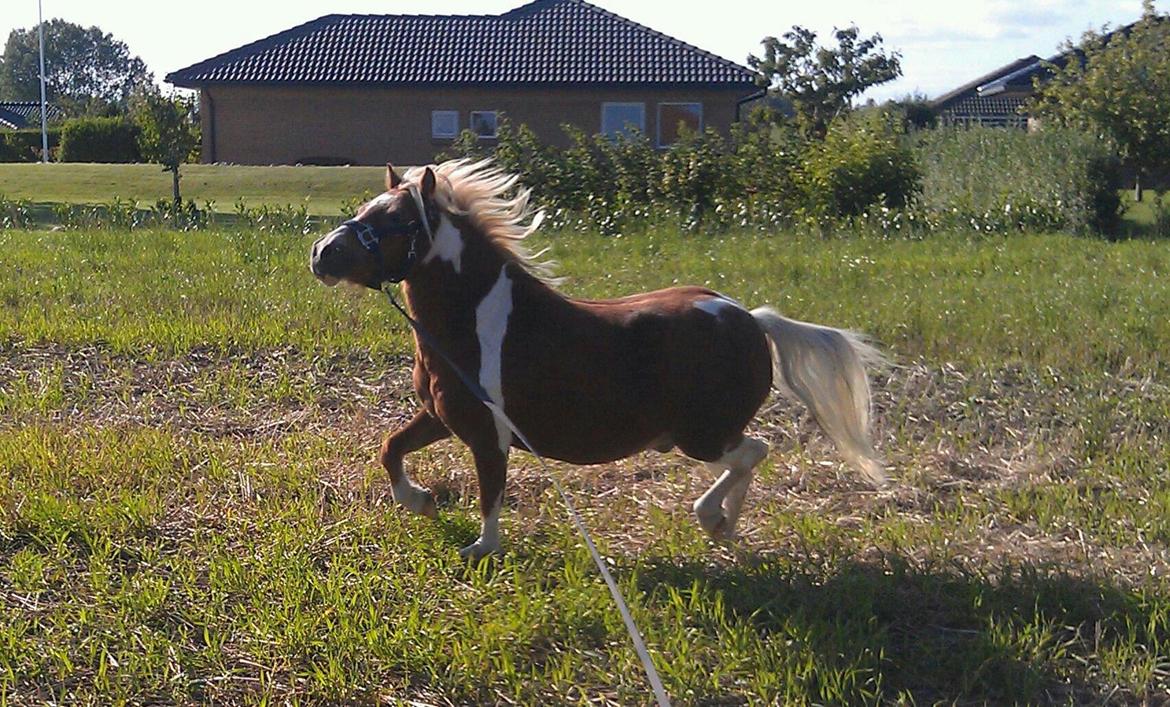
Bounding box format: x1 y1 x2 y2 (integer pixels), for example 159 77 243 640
342 184 434 283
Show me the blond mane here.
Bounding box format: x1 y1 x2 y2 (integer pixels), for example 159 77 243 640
403 159 558 283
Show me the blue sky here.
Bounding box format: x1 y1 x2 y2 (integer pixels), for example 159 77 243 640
2 0 1148 101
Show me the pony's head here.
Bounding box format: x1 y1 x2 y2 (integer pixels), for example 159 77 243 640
309 164 440 289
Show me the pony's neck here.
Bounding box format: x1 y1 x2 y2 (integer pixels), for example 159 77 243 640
403 214 536 331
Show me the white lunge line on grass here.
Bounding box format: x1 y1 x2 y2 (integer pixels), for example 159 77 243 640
481 399 672 707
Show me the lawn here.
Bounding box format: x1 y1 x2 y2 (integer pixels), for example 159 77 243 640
2 224 1170 704
0 163 387 215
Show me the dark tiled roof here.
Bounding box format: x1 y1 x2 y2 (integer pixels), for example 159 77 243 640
940 94 1028 118
166 0 756 88
0 101 64 129
931 56 1040 110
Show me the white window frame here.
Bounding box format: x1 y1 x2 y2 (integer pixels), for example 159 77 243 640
601 102 646 138
656 102 703 148
431 110 459 139
470 110 499 139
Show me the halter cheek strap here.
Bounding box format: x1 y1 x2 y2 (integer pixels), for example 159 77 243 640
342 182 436 284
406 182 434 239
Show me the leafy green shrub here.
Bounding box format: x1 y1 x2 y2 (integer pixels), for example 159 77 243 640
445 117 808 233
58 117 141 163
0 128 62 162
798 111 920 219
0 196 35 227
914 126 1122 234
442 112 1122 237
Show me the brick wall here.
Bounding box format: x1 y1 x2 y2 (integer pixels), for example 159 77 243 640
198 84 754 165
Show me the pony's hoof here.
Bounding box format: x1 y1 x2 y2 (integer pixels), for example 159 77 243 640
459 538 502 560
695 507 736 541
418 491 438 519
394 485 437 518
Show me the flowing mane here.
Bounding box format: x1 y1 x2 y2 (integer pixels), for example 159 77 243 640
403 159 558 283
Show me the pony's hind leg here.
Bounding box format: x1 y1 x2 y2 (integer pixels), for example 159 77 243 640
692 436 769 540
380 409 451 517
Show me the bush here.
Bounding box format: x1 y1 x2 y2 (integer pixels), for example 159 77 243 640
444 116 810 233
0 128 62 162
913 126 1122 234
58 117 141 163
442 112 1120 237
798 111 920 219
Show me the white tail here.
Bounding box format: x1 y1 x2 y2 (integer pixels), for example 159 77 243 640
751 307 887 488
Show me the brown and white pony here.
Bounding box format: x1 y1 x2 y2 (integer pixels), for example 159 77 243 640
310 160 886 559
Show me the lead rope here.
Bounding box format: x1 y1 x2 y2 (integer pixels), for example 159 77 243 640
382 287 672 707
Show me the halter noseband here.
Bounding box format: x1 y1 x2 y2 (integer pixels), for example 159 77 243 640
342 182 435 284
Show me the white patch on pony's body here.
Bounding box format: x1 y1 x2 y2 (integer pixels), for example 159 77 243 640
423 216 463 272
459 491 503 558
475 265 514 453
694 294 745 318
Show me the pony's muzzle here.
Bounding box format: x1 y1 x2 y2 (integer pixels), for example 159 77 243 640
309 229 346 286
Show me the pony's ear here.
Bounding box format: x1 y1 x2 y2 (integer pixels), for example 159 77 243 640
385 163 401 190
420 167 436 200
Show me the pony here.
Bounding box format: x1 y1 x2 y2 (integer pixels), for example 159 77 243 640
309 159 886 559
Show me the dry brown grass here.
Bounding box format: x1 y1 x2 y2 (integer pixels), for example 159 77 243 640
5 341 1167 587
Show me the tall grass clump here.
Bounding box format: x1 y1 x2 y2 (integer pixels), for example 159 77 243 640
914 126 1122 234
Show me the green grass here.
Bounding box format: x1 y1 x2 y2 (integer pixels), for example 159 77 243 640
3 224 1170 703
0 163 386 214
2 227 1169 370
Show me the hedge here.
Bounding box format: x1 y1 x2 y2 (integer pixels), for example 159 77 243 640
0 128 62 163
58 117 141 163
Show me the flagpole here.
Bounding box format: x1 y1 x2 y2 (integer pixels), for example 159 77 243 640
38 0 49 163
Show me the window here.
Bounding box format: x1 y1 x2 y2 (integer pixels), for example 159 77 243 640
657 103 703 147
432 110 459 139
470 111 499 139
601 102 645 139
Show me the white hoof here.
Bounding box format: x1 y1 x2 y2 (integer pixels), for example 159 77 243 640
694 499 735 541
392 481 437 518
459 537 502 560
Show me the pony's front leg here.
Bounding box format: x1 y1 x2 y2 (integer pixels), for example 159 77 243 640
459 446 508 559
380 409 451 517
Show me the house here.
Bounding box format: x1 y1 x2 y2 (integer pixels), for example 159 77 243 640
931 56 1041 128
169 0 762 166
932 16 1154 128
166 0 760 166
0 101 64 130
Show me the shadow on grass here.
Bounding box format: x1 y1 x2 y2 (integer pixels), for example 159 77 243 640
635 553 1169 704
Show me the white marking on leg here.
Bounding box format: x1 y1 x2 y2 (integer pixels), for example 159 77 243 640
391 475 435 517
460 491 503 558
693 437 768 539
475 265 514 453
423 216 463 272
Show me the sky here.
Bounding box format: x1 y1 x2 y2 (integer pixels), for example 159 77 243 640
1 0 1148 102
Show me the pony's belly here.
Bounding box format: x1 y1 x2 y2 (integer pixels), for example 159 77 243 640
507 407 665 465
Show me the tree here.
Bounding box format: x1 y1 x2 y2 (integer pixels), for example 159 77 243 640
131 90 200 212
0 19 152 115
1031 0 1170 200
748 25 902 139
